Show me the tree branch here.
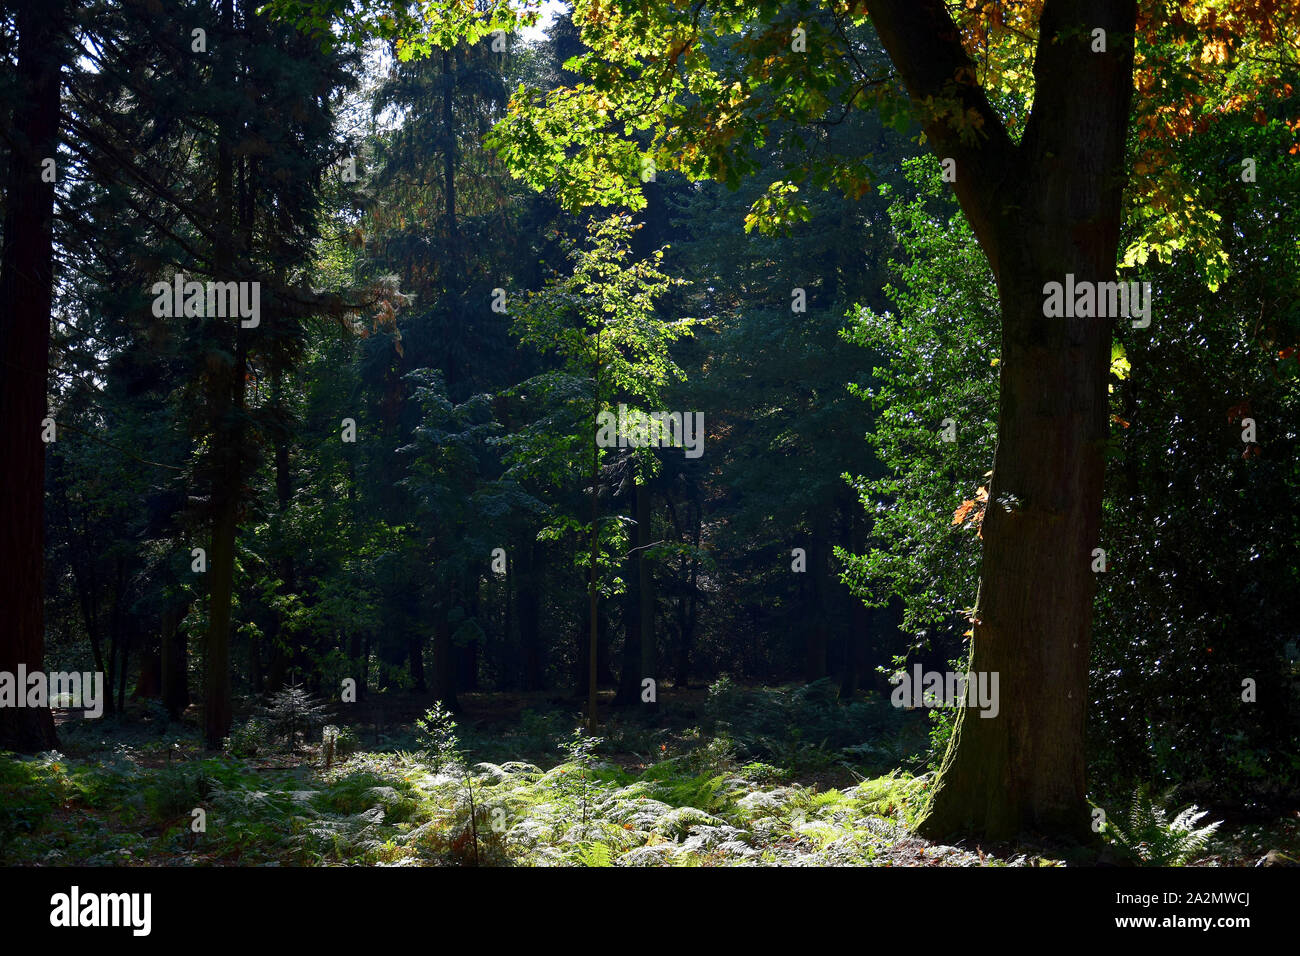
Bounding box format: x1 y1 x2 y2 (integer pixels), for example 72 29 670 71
864 0 1021 278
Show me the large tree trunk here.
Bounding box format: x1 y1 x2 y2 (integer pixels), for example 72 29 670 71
0 0 65 753
868 0 1135 839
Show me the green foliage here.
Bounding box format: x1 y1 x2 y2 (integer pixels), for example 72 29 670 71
262 685 332 753
1088 86 1300 802
514 214 697 406
703 677 922 776
480 1 898 227
265 0 539 58
227 718 271 759
548 728 604 826
416 702 464 769
142 767 214 823
573 841 613 867
839 156 998 648
28 0 1300 859
227 686 332 757
1097 787 1222 867
505 212 699 512
415 702 485 864
4 736 1263 867
0 755 64 857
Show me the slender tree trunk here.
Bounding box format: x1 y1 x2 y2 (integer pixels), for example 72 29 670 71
348 631 366 701
615 479 643 707
674 500 700 688
408 634 427 692
361 633 370 699
135 636 162 700
841 507 869 697
116 630 130 715
456 582 479 691
803 513 830 681
62 491 110 714
636 480 656 709
203 0 240 749
432 612 459 711
112 561 129 713
586 333 602 726
104 592 118 718
517 539 543 691
0 0 64 753
205 493 238 746
441 47 458 242
596 605 614 686
501 553 513 686
160 601 190 719
260 358 293 697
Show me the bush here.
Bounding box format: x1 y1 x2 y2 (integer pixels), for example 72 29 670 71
227 717 270 757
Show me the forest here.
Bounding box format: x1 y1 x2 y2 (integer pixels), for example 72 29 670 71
1 0 1298 881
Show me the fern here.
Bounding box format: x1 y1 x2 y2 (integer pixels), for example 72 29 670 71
1099 786 1222 865
574 841 614 867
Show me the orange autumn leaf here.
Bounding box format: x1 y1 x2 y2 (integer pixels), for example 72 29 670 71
952 486 989 528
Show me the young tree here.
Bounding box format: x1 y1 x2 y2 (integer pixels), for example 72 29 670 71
507 214 696 725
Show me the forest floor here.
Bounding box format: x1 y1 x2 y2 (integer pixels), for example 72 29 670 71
2 684 1296 867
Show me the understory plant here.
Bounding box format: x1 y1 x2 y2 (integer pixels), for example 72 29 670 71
1097 786 1222 866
